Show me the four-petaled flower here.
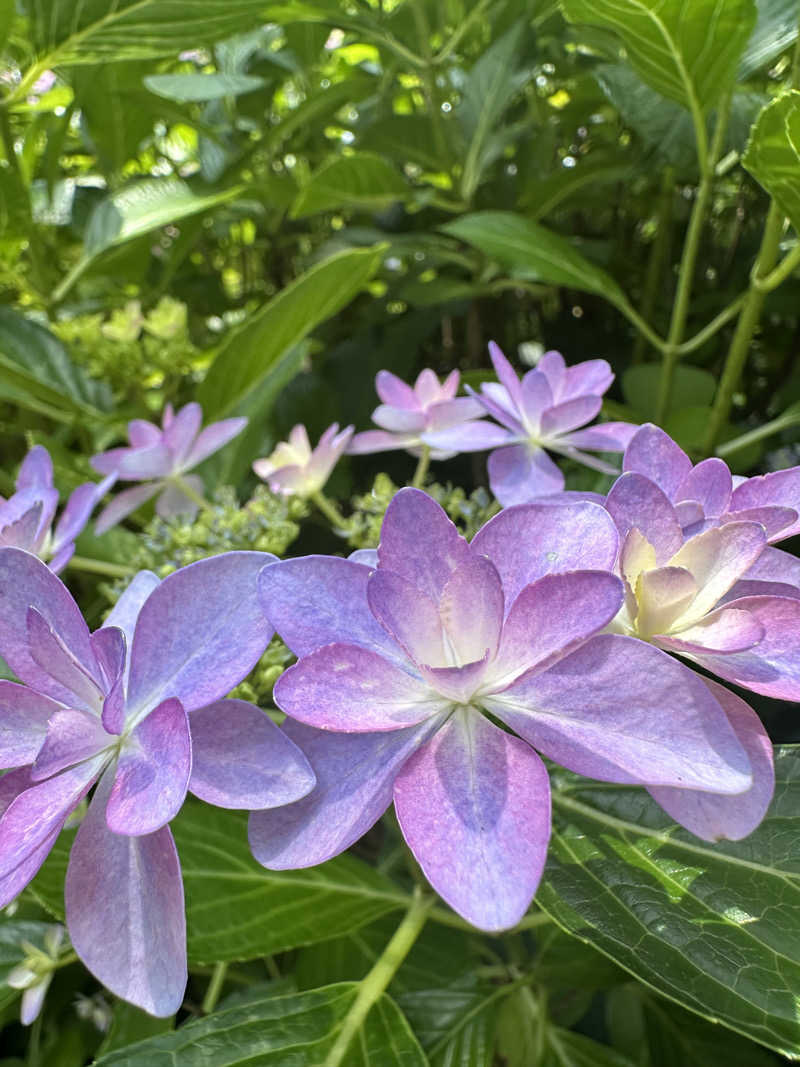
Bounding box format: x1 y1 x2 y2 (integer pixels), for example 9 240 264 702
251 489 752 931
0 549 314 1015
91 403 247 533
253 423 353 497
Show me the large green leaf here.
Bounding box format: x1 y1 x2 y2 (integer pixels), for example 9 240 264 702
441 212 627 305
742 90 800 233
739 0 800 77
143 72 266 103
93 983 427 1066
291 153 409 218
561 0 756 115
543 1028 637 1067
539 747 800 1058
198 244 385 416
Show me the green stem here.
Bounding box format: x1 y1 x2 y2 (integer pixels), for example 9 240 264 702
411 0 450 169
434 0 493 62
632 167 674 363
715 407 800 458
324 887 433 1067
26 1011 42 1066
702 201 786 454
309 490 350 531
412 445 431 488
67 555 134 579
171 475 211 513
754 239 800 292
202 962 228 1014
656 94 732 423
676 292 746 355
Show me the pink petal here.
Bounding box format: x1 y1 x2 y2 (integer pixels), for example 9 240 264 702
0 682 62 768
418 653 490 704
541 396 602 438
623 424 692 499
128 419 161 447
439 556 504 666
375 369 418 410
95 483 161 535
676 458 732 517
16 446 53 491
93 444 172 481
162 402 201 466
657 607 765 654
26 607 103 712
743 545 800 588
367 570 445 665
394 710 551 931
488 444 564 506
730 466 800 542
723 505 798 542
605 472 683 563
565 421 638 452
31 709 111 782
182 417 247 470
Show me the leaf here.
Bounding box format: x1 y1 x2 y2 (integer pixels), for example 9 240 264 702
523 155 633 220
400 978 508 1067
291 153 409 218
92 983 427 1066
739 0 800 77
0 919 57 1013
441 212 627 304
538 747 800 1058
561 0 757 114
621 364 717 420
143 72 266 103
198 244 385 417
544 1027 638 1067
0 307 111 417
742 90 800 234
96 1003 174 1056
174 804 408 964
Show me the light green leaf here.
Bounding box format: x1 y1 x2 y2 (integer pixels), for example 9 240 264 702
143 72 266 103
198 244 385 416
539 747 800 1058
441 211 627 304
291 153 409 218
739 0 800 77
560 0 756 115
742 90 800 233
93 983 427 1066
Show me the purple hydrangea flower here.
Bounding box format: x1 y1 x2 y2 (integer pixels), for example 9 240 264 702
0 549 314 1015
462 344 638 506
622 423 800 595
91 403 247 533
0 446 110 573
253 423 353 497
251 489 753 931
348 368 508 460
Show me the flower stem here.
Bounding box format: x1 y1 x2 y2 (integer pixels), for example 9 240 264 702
411 445 431 488
715 405 800 457
309 490 350 531
323 887 434 1067
68 555 134 579
202 962 228 1014
172 475 211 513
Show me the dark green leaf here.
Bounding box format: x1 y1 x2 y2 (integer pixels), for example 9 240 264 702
544 1027 638 1067
143 72 266 102
96 1002 174 1056
739 0 800 77
622 364 717 420
742 90 800 233
291 153 409 218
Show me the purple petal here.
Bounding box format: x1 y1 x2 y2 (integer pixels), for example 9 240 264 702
488 571 623 689
623 424 692 499
425 396 486 430
0 682 62 768
347 430 418 455
306 424 353 487
439 557 504 665
128 420 161 447
16 447 53 491
51 481 109 554
106 697 191 835
95 483 161 535
421 420 513 454
565 421 638 451
377 489 472 602
375 370 418 410
474 383 525 434
0 548 97 704
48 544 75 574
20 978 51 1025
155 475 204 520
657 607 765 654
471 501 619 611
189 698 315 809
162 403 201 466
417 654 489 704
724 505 798 541
518 369 553 427
348 548 378 567
92 444 172 480
486 634 751 792
31 709 111 782
249 717 439 868
367 570 445 665
394 710 550 931
730 466 800 542
65 772 186 1017
743 545 800 588
91 626 126 691
127 552 273 717
676 458 732 517
488 342 524 410
259 555 401 661
541 396 602 438
103 571 160 677
0 830 60 909
536 351 566 395
648 679 773 841
372 406 426 433
0 500 45 552
605 472 683 562
669 522 767 621
182 417 247 470
414 368 442 406
488 444 564 506
275 644 443 731
561 359 614 402
26 607 103 712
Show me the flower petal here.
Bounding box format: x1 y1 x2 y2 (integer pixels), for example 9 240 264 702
723 506 798 542
605 472 683 563
669 522 767 624
93 443 172 481
485 634 751 793
367 570 445 665
249 717 440 868
657 606 765 654
155 475 204 520
182 417 247 470
635 566 697 637
127 552 273 717
372 406 427 433
95 483 161 535
561 358 614 401
730 466 800 542
488 341 524 411
676 458 732 517
26 607 103 712
31 709 111 782
162 402 201 466
106 697 191 835
375 370 418 410
128 420 161 447
487 444 564 506
743 545 800 589
275 644 444 732
623 424 692 499
439 556 504 666
541 396 602 438
52 480 111 554
565 422 638 451
65 773 186 1017
394 710 550 931
189 699 314 809
0 682 62 768
421 421 513 454
16 447 53 491
347 430 418 455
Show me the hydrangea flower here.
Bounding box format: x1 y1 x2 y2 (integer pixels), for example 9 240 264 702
253 423 353 497
461 344 637 506
348 368 508 459
0 549 314 1015
91 403 247 533
251 489 752 931
0 446 109 573
622 423 800 594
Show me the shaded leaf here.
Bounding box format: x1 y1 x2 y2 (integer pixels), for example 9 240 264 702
291 153 409 218
739 0 800 77
622 363 717 420
544 1027 638 1067
143 72 266 103
742 90 800 233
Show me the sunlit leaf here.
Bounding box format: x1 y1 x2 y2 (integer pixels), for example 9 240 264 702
291 153 409 218
143 72 266 102
742 90 800 233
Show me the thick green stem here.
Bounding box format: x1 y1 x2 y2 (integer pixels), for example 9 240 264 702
68 555 134 579
412 445 431 488
754 239 800 292
702 202 786 454
324 887 433 1067
656 96 731 423
309 490 350 531
202 962 228 1014
632 168 674 363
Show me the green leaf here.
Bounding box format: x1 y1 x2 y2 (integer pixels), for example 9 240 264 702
93 983 427 1066
523 155 633 220
291 153 409 218
622 364 717 420
539 747 800 1058
544 1028 638 1067
96 1003 174 1056
0 919 57 1013
0 307 111 417
400 978 509 1067
198 244 385 417
742 90 800 234
739 0 800 77
143 72 266 102
560 0 756 115
174 804 408 964
441 212 627 304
